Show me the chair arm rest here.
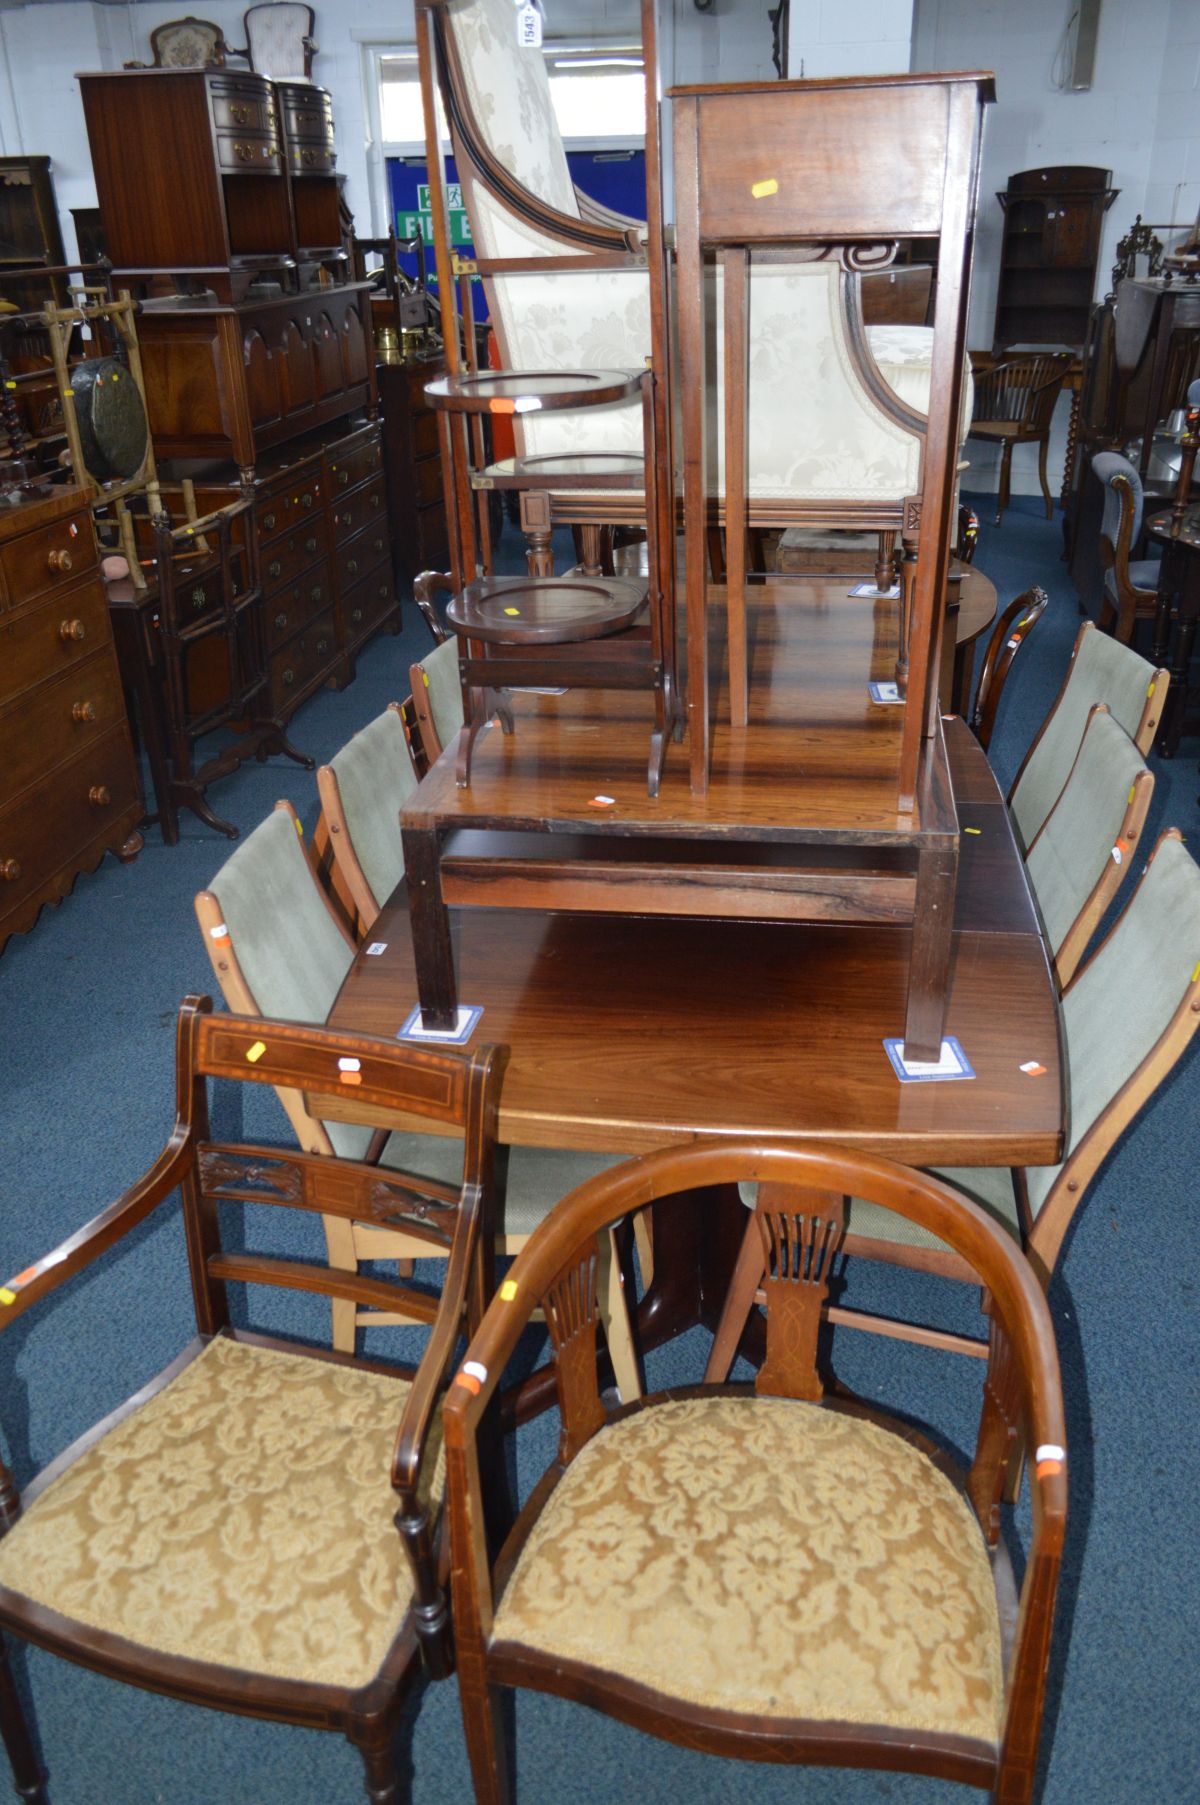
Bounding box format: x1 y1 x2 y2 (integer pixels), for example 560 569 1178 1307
0 1134 191 1332
391 1176 489 1508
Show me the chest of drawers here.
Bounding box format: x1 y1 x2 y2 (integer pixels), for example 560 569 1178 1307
0 486 141 951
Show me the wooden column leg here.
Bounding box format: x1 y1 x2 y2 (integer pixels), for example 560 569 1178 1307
703 1207 765 1383
0 1636 47 1805
519 491 554 577
577 524 604 577
903 835 959 1062
875 530 897 594
400 826 457 1030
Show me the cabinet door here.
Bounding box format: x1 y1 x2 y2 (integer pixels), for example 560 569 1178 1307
1045 200 1096 267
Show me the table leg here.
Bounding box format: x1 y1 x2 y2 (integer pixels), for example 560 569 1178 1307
401 825 458 1030
903 837 958 1061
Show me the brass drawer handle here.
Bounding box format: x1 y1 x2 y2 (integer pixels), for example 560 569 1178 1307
338 511 351 529
88 784 111 807
268 559 282 579
372 537 384 554
300 493 314 510
346 559 358 577
231 103 250 125
262 510 277 531
48 548 73 574
370 493 381 510
316 637 329 656
71 700 96 724
274 611 288 631
378 582 389 598
234 141 254 164
1 858 21 883
311 584 323 602
59 618 86 642
282 668 295 687
339 469 350 485
351 607 363 624
304 535 317 554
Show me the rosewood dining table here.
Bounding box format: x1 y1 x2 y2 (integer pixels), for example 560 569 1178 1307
322 714 1064 1405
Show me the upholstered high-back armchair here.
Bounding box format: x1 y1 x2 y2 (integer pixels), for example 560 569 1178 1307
421 0 971 571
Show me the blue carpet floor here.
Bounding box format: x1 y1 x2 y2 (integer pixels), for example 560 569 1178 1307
0 496 1197 1803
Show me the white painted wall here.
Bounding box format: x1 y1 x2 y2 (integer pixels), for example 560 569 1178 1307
788 0 915 79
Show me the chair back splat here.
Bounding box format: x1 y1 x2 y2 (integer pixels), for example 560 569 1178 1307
0 999 506 1802
443 1141 1067 1805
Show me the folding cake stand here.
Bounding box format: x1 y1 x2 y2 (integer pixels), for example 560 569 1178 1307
405 51 992 1062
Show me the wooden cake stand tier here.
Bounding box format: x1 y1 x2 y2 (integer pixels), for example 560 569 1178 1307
423 368 645 414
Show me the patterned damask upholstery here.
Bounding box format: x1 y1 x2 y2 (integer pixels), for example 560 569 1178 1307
493 1393 1003 1743
444 0 971 483
0 1337 443 1690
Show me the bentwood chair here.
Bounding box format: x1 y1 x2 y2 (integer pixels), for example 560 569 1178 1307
1023 703 1153 988
195 802 636 1387
712 829 1200 1364
316 704 418 937
967 352 1073 526
1008 620 1168 853
1092 451 1162 643
969 583 1049 750
0 999 502 1805
443 1141 1067 1805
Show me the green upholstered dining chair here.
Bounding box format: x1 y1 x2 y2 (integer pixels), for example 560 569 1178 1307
1092 450 1162 645
316 703 418 937
1007 620 1168 854
442 1140 1067 1805
0 1000 501 1805
1023 703 1153 989
196 801 637 1389
410 636 465 771
711 828 1200 1364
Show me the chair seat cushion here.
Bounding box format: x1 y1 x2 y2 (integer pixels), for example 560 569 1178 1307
0 1336 442 1690
1103 562 1160 603
493 1394 1003 1744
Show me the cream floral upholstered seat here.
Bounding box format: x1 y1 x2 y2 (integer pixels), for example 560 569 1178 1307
442 1140 1069 1805
492 1393 1001 1742
0 1001 508 1804
0 1336 444 1692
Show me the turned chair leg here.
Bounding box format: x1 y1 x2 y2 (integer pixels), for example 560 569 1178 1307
1037 434 1053 519
995 440 1013 528
0 1636 48 1805
350 1720 401 1805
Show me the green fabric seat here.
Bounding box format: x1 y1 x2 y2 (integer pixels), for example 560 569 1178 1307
1009 624 1157 852
326 706 417 914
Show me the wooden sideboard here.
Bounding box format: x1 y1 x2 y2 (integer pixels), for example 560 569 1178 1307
135 283 376 477
0 484 141 949
377 353 449 590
